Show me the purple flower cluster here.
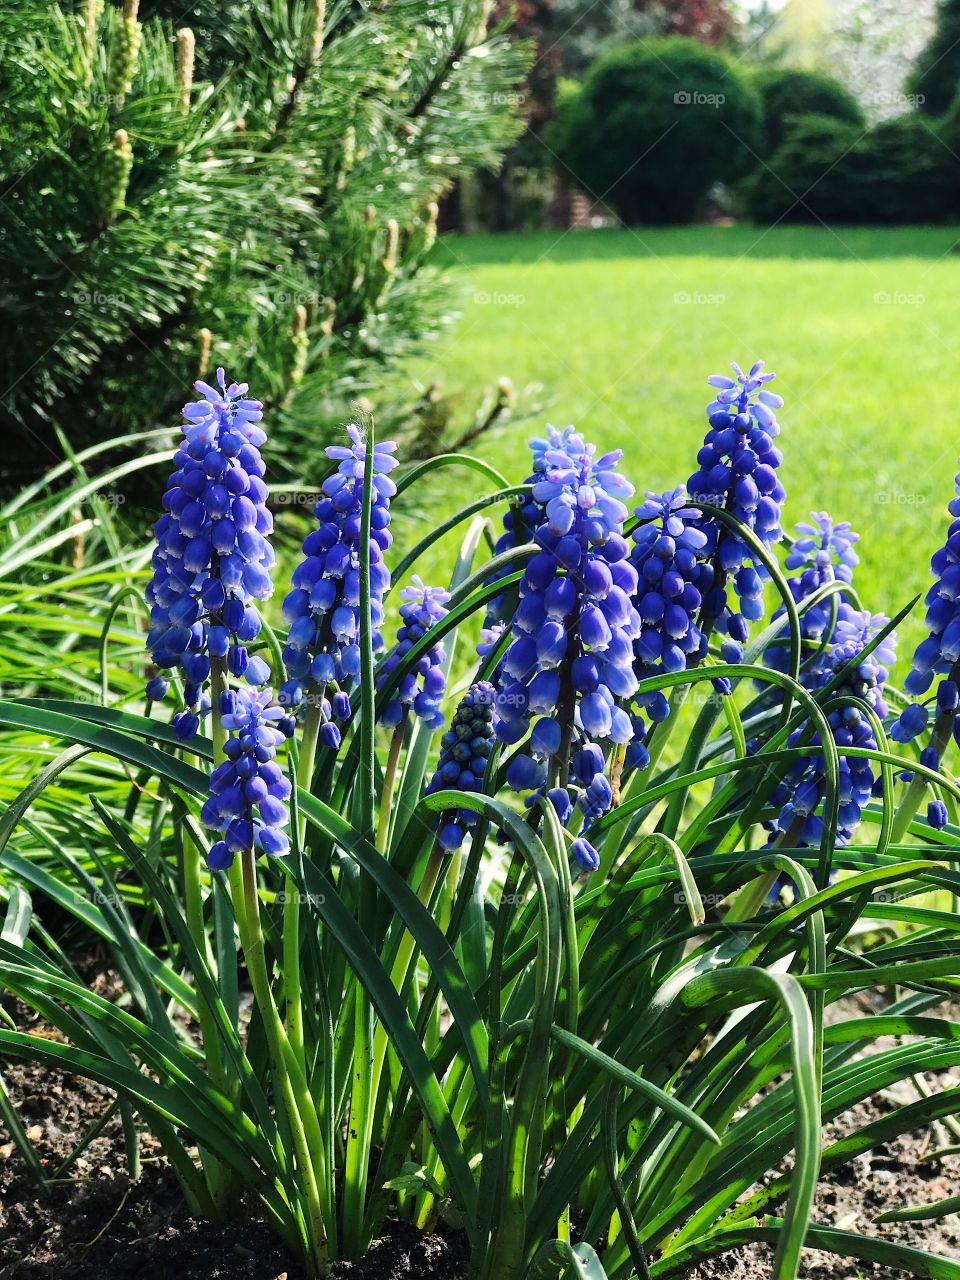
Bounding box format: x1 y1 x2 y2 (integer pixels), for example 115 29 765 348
281 426 397 746
494 430 639 870
785 513 858 629
893 464 960 752
482 425 584 640
145 370 276 738
379 577 450 731
764 512 860 683
427 681 497 851
630 487 710 750
687 361 786 644
202 686 294 870
768 610 895 849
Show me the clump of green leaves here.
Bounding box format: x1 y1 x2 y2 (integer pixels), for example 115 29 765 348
0 390 959 1280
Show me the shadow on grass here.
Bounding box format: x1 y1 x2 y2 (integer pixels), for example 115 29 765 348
432 224 960 267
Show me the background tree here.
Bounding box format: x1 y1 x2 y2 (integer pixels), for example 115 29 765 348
910 0 960 115
660 0 733 44
747 111 959 224
549 36 762 224
0 0 529 484
753 0 936 121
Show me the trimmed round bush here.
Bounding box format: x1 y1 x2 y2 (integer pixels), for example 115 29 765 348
754 67 865 156
549 37 763 224
747 112 959 225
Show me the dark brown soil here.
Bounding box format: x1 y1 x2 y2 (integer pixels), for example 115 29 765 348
1 985 958 1279
689 1094 960 1280
0 1058 467 1280
331 1222 468 1279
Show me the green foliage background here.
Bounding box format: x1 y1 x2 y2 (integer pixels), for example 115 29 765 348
0 0 529 484
548 37 763 225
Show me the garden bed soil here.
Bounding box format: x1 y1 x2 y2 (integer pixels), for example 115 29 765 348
0 1059 468 1280
1 982 959 1279
690 1094 960 1279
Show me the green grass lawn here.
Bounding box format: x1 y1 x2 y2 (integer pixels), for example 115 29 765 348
415 224 960 662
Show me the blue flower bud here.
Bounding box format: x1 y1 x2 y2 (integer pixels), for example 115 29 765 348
928 799 948 830
938 679 959 713
145 676 169 701
891 702 929 743
547 786 573 825
571 838 600 873
507 753 547 793
438 822 466 851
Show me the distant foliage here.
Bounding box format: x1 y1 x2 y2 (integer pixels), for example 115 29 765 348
909 0 960 115
754 67 865 156
659 0 735 44
549 37 763 224
747 113 960 225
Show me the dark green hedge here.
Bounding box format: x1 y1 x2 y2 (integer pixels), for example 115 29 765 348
753 67 865 157
746 113 959 225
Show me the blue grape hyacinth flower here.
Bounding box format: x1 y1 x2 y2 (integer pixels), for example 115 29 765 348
785 513 858 615
630 486 710 749
379 577 450 731
281 425 398 742
481 425 589 648
687 361 786 644
764 512 860 684
427 680 497 851
146 369 276 739
768 610 896 850
892 461 960 753
494 428 639 866
202 685 294 870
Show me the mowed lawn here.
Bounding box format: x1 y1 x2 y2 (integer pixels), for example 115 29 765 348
416 225 960 660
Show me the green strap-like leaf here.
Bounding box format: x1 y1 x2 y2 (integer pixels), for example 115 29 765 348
650 1221 960 1279
0 701 208 792
500 1020 719 1147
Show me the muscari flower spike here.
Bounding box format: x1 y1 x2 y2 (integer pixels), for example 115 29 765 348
687 361 786 646
281 425 398 748
427 680 498 851
764 511 860 683
146 369 276 738
767 609 896 851
202 685 294 870
482 426 598 648
892 462 960 769
379 577 450 731
629 486 710 759
494 428 639 871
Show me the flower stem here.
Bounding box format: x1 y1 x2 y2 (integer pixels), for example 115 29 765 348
343 842 447 1256
376 713 407 851
287 695 323 1065
182 657 231 1204
228 849 330 1272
